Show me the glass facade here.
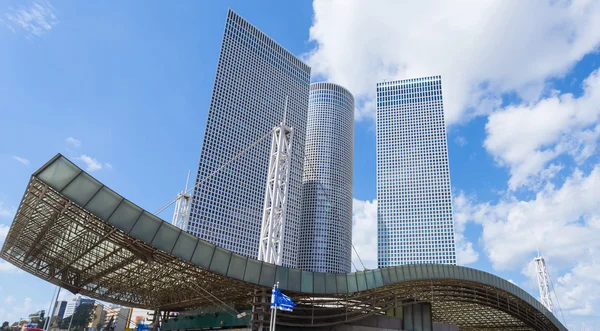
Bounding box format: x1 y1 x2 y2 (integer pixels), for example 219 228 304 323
186 9 311 267
376 76 456 267
298 82 354 273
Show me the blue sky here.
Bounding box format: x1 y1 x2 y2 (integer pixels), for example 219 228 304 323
1 0 600 329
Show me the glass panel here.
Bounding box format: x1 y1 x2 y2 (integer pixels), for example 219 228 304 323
336 274 347 293
301 271 313 293
129 212 162 243
227 254 247 281
244 259 261 284
313 273 325 294
404 264 416 280
86 187 121 220
396 266 405 282
191 240 215 269
426 265 435 279
62 173 102 207
259 263 276 287
374 269 384 287
415 265 423 279
449 265 457 279
347 273 358 293
172 232 198 261
440 265 448 279
107 200 142 232
151 223 181 254
209 247 231 275
390 267 399 284
381 268 391 285
287 269 301 292
37 157 80 191
365 270 375 289
325 273 336 294
275 267 289 290
356 271 367 291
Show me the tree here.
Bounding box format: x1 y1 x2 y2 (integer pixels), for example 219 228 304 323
58 304 94 331
71 304 94 331
1 321 9 331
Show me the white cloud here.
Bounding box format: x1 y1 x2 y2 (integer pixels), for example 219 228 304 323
454 136 468 147
3 0 58 38
3 296 15 304
0 297 34 324
0 202 14 219
307 0 600 124
0 260 21 274
76 154 103 172
454 232 478 265
0 224 8 242
104 162 113 170
456 164 600 318
0 225 20 274
554 260 600 316
484 68 600 190
352 198 377 269
57 291 74 303
11 156 30 166
65 137 82 148
451 193 479 265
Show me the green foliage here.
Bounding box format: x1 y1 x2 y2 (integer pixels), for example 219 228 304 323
1 321 10 331
57 304 94 331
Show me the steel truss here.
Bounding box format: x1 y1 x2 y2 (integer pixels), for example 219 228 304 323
2 177 562 331
171 172 192 231
257 105 294 265
534 256 553 313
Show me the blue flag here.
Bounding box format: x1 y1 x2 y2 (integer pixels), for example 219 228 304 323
270 286 296 312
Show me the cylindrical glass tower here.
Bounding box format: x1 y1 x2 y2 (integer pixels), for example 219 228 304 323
298 82 354 273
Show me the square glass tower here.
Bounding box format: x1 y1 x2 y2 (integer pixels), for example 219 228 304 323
187 9 311 267
376 76 456 267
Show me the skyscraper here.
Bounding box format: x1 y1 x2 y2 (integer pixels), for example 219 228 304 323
376 75 456 267
298 83 354 273
187 9 311 267
64 297 94 318
52 301 67 320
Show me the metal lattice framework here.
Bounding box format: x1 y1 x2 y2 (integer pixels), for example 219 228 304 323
258 102 294 265
171 174 192 231
534 256 554 313
0 155 567 331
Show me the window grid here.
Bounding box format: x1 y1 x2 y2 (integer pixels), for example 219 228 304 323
376 76 457 268
186 9 311 268
298 83 354 273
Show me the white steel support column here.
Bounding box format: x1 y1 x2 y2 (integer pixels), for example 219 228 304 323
172 171 192 231
258 98 294 265
534 255 554 312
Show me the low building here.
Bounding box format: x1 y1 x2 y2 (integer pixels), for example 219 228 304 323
103 307 130 331
52 301 67 320
87 304 106 331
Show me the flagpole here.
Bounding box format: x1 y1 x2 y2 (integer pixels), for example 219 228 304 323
269 283 275 331
270 282 279 331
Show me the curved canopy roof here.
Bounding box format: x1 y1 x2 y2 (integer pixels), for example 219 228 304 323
1 155 566 331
